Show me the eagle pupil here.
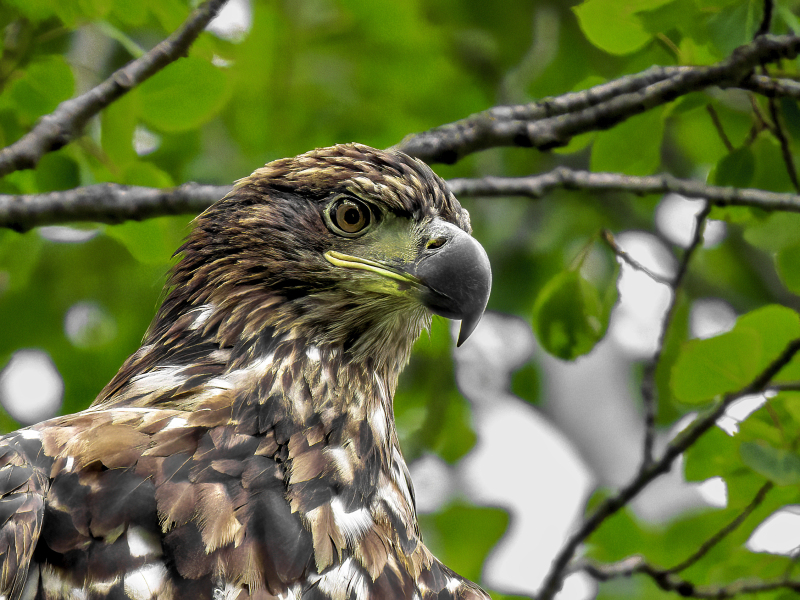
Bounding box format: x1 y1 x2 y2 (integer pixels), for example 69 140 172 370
344 208 360 225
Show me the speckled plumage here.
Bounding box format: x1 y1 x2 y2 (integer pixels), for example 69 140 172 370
0 144 491 600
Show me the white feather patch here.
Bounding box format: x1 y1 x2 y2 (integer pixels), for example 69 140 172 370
446 577 462 593
162 417 188 431
317 557 369 600
129 366 185 394
369 404 387 442
324 445 355 483
127 526 162 558
124 563 167 600
330 496 373 546
212 582 241 600
391 446 415 509
306 345 321 362
189 304 215 330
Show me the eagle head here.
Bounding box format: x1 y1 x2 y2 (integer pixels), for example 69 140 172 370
150 143 491 374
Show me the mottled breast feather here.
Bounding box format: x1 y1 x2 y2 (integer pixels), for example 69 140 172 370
0 144 491 600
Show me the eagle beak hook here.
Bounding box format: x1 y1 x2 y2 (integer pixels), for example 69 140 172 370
410 219 492 347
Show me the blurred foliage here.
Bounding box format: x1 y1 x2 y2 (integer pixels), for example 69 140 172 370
5 0 800 597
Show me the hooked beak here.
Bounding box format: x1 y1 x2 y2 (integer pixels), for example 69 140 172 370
324 219 491 346
406 219 492 346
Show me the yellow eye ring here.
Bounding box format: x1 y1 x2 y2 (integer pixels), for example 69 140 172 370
325 197 372 237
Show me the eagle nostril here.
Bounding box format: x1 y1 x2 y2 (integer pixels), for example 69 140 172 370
426 237 447 250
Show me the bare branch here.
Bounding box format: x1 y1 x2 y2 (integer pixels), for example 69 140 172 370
449 167 800 212
537 338 800 600
706 104 735 153
766 95 800 192
740 74 800 99
755 0 774 38
582 556 800 598
641 203 711 467
0 0 229 178
0 183 230 231
7 166 800 231
397 34 800 164
601 230 673 286
666 481 773 574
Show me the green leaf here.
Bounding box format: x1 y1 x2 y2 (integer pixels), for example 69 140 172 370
104 216 189 265
120 162 174 188
6 56 75 122
33 152 80 192
655 292 691 424
1 0 57 21
671 305 800 404
0 230 43 292
432 392 477 463
740 442 800 486
573 0 674 55
511 361 540 405
101 93 138 168
780 391 800 425
776 244 800 296
138 57 229 132
418 502 508 585
671 327 761 404
752 136 797 194
707 0 762 56
684 422 738 482
591 107 665 176
712 147 755 188
744 213 800 252
532 269 608 360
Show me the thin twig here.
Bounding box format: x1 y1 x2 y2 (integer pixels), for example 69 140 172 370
706 104 735 153
448 168 800 212
755 0 774 38
537 338 800 600
0 0 229 178
767 95 800 192
667 481 773 574
641 202 711 467
768 382 800 393
600 230 673 286
0 183 230 231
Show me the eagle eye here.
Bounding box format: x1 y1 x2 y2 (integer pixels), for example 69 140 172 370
325 197 372 237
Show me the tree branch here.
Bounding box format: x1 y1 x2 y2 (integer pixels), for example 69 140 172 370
448 167 800 212
0 0 229 178
601 230 673 286
641 203 711 467
582 556 800 598
0 183 230 231
396 34 800 164
740 74 800 99
7 167 800 230
667 481 773 574
755 0 774 38
577 481 774 593
537 338 800 600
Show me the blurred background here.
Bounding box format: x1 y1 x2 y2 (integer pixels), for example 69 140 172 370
3 1 800 598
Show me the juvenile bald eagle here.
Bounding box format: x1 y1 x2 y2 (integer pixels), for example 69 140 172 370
0 144 492 599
